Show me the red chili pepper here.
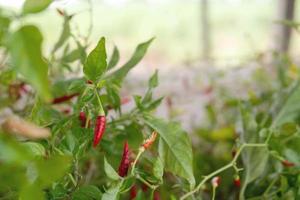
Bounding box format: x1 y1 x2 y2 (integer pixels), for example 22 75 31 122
118 141 131 177
141 183 148 192
282 160 295 167
52 93 79 104
142 131 158 149
93 115 106 147
153 191 160 200
234 176 241 187
79 111 90 127
129 185 137 200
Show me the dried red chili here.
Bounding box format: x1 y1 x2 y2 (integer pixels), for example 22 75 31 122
118 141 131 177
142 131 158 149
52 93 79 104
93 115 106 147
282 160 295 167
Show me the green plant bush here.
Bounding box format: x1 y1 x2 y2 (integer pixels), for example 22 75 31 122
0 1 300 200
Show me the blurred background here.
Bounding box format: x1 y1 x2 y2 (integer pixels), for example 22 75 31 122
1 0 299 130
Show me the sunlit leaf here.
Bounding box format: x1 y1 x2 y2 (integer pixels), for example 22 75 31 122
109 38 154 82
52 16 71 54
107 45 120 70
143 114 195 188
73 185 102 200
272 81 300 127
23 0 52 14
8 25 52 101
84 37 107 82
104 157 120 181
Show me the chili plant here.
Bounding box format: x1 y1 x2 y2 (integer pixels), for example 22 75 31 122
1 0 300 200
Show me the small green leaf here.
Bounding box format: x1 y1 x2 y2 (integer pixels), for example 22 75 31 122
101 183 121 200
153 157 164 181
73 185 102 200
104 157 120 181
52 16 71 53
272 81 300 127
149 70 158 88
84 37 107 82
8 25 52 101
23 0 52 14
36 155 71 187
109 38 154 81
19 184 44 200
23 142 45 157
144 115 195 188
107 46 120 70
0 15 10 45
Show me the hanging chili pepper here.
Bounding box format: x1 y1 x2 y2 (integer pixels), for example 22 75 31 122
79 111 91 127
93 115 106 147
52 93 79 104
129 185 137 200
142 131 158 149
282 160 295 167
233 175 241 187
118 141 131 177
153 191 160 200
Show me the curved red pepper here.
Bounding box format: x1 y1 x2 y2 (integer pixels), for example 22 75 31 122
118 141 131 177
52 93 79 104
93 115 106 147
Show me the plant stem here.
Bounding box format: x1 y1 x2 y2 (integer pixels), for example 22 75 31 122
131 147 144 175
211 186 216 200
94 88 105 115
180 143 267 200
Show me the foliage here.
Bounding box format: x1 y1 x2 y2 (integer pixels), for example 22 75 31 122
0 1 300 200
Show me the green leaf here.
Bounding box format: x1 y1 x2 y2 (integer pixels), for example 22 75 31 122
101 183 121 200
23 0 52 14
239 104 268 200
19 184 44 200
143 115 195 188
272 81 300 127
149 70 158 88
23 142 45 157
73 185 102 200
153 157 164 181
107 46 120 70
0 15 10 45
104 157 120 181
109 38 154 81
84 37 107 82
36 155 71 187
52 16 71 53
8 25 52 101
